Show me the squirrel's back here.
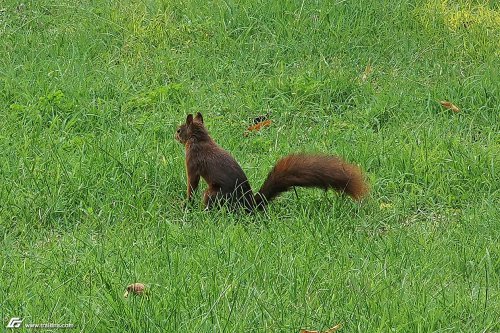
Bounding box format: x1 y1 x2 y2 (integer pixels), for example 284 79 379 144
187 140 253 202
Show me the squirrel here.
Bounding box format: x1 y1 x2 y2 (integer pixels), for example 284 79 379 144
175 112 369 211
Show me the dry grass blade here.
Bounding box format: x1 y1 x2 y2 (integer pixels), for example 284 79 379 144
361 64 373 82
440 101 460 113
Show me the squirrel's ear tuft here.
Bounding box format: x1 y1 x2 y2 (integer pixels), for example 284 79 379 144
195 112 204 123
186 114 193 125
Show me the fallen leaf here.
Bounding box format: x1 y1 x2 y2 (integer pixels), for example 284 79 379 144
244 119 272 136
440 101 460 113
124 283 146 298
300 324 342 333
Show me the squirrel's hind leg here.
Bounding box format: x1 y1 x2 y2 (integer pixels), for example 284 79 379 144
203 188 225 209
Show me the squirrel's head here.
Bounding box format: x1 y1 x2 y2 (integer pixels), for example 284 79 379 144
175 112 207 145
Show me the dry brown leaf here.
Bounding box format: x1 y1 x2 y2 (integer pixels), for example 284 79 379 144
300 324 342 333
440 101 460 113
124 283 146 298
244 119 272 136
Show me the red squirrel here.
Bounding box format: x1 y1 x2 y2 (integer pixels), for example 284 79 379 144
175 112 368 211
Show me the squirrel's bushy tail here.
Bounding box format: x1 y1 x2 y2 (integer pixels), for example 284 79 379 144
254 154 368 209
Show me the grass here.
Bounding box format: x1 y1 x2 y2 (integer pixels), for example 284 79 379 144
0 0 499 331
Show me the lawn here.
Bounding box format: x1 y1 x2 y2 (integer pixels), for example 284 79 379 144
0 0 499 332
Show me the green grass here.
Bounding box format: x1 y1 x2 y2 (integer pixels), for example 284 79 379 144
0 0 499 331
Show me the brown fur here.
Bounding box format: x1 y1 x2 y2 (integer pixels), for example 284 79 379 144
175 113 368 211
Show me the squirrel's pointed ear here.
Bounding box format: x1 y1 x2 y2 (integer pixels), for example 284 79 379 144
195 112 204 123
186 114 193 125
